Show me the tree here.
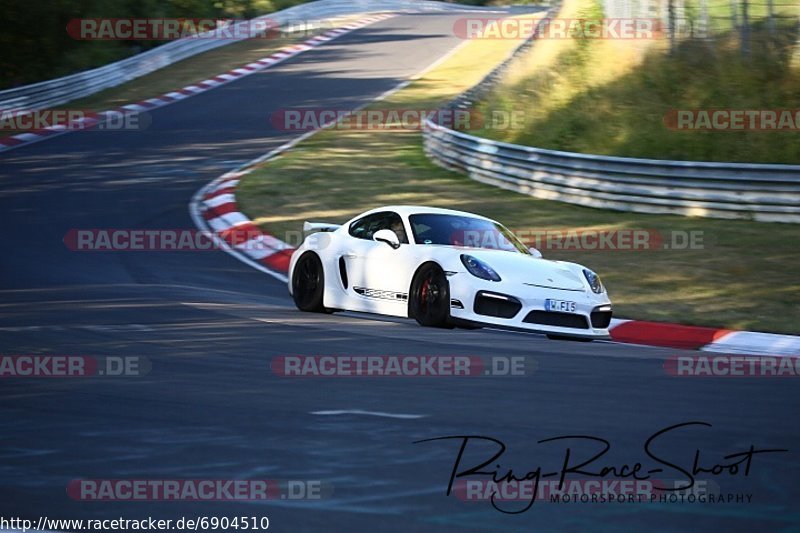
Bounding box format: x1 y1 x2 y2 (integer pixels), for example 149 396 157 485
668 0 677 54
740 0 750 56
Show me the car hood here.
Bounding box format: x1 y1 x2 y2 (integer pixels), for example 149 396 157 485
459 249 587 291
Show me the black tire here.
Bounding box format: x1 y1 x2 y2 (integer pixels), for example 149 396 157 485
546 334 593 342
291 253 329 313
409 263 453 328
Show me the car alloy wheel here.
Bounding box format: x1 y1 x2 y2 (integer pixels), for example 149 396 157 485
410 264 453 328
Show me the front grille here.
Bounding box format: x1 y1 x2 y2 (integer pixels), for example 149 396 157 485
474 292 521 319
590 307 613 328
524 311 589 329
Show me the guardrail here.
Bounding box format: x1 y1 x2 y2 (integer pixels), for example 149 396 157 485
0 0 497 113
423 121 800 223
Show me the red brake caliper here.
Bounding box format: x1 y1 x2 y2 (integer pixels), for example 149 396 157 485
420 278 430 309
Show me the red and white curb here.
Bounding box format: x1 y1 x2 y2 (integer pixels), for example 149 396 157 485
608 319 799 356
192 167 295 280
0 14 395 154
192 174 800 356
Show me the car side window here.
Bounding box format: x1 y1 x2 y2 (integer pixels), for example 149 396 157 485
349 212 409 244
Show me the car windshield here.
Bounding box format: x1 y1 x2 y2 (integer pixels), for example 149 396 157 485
408 213 530 254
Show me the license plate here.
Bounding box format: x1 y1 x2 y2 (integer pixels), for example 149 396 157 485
545 299 576 313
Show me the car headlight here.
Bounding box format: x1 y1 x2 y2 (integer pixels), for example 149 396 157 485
461 254 501 282
583 268 604 294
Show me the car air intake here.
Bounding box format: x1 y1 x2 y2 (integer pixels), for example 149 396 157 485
524 311 589 329
473 291 522 319
338 256 348 289
590 306 613 328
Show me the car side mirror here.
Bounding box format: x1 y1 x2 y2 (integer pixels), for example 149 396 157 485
529 247 543 258
373 229 401 249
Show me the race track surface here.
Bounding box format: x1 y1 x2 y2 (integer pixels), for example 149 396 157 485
1 13 798 532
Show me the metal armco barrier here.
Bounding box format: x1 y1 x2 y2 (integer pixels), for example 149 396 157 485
0 0 497 113
423 121 800 223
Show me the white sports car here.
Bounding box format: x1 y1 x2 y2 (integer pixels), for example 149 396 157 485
288 206 612 340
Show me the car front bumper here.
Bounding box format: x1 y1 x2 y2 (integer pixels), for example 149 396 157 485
448 275 612 339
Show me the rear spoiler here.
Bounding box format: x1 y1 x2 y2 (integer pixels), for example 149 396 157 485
303 221 341 233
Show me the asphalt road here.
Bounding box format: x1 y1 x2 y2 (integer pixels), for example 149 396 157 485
1 12 798 532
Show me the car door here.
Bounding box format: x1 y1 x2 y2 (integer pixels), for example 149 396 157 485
342 211 413 314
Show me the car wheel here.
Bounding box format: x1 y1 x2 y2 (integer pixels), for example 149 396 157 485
409 264 453 328
292 253 329 313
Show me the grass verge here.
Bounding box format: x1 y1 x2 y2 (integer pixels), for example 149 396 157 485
472 1 800 163
236 6 799 334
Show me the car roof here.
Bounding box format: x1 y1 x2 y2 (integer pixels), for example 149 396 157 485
358 205 496 223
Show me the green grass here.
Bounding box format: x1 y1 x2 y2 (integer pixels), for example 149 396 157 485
473 3 800 163
236 11 800 335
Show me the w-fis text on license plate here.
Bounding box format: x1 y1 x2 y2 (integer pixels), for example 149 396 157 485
545 299 576 313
